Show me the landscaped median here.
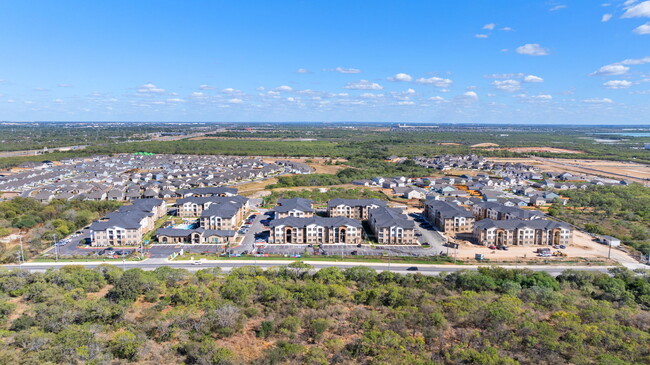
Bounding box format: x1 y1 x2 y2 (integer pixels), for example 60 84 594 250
171 253 461 265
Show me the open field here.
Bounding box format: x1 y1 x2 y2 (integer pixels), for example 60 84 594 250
486 146 585 154
261 157 349 174
490 157 650 183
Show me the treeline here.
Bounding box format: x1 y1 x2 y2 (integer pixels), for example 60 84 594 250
0 264 647 364
0 198 122 262
550 184 650 255
262 188 386 206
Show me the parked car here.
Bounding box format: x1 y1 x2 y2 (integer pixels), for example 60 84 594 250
406 266 419 271
559 245 566 249
193 261 202 265
488 245 497 250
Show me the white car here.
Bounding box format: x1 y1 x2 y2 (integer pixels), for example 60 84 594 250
193 260 202 265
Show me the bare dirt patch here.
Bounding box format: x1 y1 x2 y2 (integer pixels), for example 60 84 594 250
471 143 499 148
262 157 349 174
489 157 650 182
489 147 584 154
447 230 637 265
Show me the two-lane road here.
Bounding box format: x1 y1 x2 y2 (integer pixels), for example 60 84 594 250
2 259 616 276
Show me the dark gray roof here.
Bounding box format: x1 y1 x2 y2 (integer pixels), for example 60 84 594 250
270 216 362 228
426 200 474 218
275 198 314 213
476 202 544 219
327 198 387 209
369 207 415 229
201 201 241 218
475 219 569 231
181 187 238 196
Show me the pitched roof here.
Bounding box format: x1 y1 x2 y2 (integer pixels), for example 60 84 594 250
270 216 362 228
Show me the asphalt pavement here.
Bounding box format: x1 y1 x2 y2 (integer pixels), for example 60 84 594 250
4 259 617 276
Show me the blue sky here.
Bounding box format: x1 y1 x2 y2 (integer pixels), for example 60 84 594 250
0 0 649 124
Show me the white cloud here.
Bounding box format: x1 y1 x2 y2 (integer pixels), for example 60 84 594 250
475 34 489 38
550 4 567 11
52 98 64 103
484 73 525 79
296 68 310 73
516 94 553 101
191 92 205 97
462 91 479 100
604 80 633 89
137 83 165 93
590 64 630 76
388 73 413 82
483 23 496 30
275 85 293 92
227 98 244 104
492 79 522 92
583 97 613 103
516 43 550 56
221 88 241 94
619 56 650 64
57 84 72 88
166 98 185 103
500 27 513 31
344 80 384 90
633 22 650 34
332 67 361 74
523 75 544 83
199 84 215 90
359 93 384 99
415 76 453 87
397 101 415 105
428 96 446 102
621 1 650 18
602 13 613 22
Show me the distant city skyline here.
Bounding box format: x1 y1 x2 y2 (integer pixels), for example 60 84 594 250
1 0 650 124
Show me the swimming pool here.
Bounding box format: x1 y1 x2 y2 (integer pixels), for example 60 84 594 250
173 223 197 230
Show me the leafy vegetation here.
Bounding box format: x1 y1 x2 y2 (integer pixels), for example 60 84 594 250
0 198 122 262
267 158 437 188
549 185 650 256
262 188 386 207
0 264 647 364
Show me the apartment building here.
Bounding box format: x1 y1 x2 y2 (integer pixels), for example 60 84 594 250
473 219 573 246
269 216 362 244
424 199 475 233
473 202 544 221
176 195 249 220
368 207 417 244
273 198 315 219
89 198 167 246
327 198 387 220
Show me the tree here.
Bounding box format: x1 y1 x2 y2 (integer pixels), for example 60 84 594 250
110 330 141 361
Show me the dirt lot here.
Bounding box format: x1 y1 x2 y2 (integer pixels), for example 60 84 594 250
262 157 348 174
471 143 499 148
489 157 650 183
486 147 584 154
449 230 638 265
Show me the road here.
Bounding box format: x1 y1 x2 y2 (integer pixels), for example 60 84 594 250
2 259 616 276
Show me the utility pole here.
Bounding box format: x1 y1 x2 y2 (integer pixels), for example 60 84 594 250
19 236 25 264
51 232 58 262
607 240 612 260
388 253 391 272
